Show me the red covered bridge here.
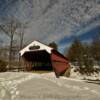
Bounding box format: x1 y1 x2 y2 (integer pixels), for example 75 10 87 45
19 40 70 77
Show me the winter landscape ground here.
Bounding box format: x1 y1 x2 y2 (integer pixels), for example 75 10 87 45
0 72 100 100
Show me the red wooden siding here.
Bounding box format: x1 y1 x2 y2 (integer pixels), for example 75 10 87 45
51 51 70 76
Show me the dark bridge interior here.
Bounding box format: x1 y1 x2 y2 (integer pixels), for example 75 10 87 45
23 50 53 71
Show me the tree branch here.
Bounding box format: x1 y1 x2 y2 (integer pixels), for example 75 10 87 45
0 25 10 37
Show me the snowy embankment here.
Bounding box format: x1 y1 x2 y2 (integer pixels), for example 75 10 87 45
70 64 100 81
0 72 100 100
0 72 41 100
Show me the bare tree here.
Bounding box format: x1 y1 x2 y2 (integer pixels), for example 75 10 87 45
15 22 29 69
18 24 25 67
0 17 22 69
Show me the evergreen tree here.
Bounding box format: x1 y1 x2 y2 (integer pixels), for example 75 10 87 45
48 42 58 50
67 38 84 64
82 44 94 74
91 33 100 64
67 37 94 74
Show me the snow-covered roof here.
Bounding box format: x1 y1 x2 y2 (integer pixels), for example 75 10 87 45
19 40 53 56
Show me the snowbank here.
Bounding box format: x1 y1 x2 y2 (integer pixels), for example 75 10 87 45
70 64 100 81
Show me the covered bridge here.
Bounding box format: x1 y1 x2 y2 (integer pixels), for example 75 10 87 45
19 40 70 77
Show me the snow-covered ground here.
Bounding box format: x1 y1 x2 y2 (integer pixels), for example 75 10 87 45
70 64 100 81
0 72 100 100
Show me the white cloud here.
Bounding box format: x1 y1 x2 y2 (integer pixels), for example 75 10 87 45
76 20 100 36
82 38 92 44
21 0 100 44
58 42 72 54
0 0 100 53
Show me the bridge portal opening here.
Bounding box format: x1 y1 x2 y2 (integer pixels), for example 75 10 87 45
22 50 53 71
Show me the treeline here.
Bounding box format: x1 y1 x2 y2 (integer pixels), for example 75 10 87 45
0 16 28 71
66 33 100 75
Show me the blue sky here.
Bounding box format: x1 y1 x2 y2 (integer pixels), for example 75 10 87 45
58 25 100 53
0 0 100 54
